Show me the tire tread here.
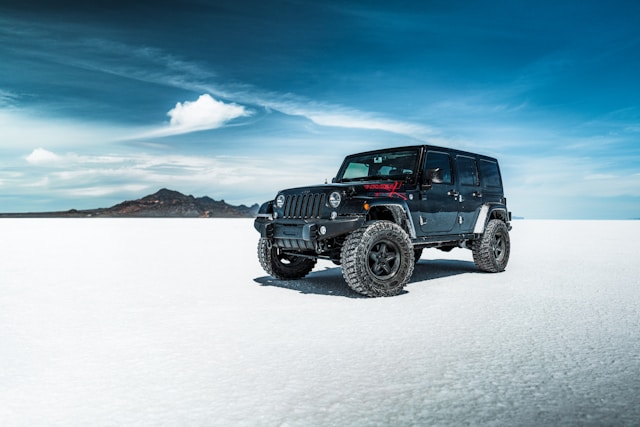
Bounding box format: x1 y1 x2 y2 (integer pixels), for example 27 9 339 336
472 219 510 273
341 221 414 297
258 238 317 279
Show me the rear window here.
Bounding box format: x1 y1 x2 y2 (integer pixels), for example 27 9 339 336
457 156 479 186
479 159 502 188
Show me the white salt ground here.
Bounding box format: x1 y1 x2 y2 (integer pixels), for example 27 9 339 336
0 219 639 426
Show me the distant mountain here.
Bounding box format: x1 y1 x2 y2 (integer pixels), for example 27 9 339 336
0 188 260 218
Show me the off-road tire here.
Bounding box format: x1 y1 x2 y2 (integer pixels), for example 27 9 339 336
472 219 510 272
341 221 414 297
258 238 317 279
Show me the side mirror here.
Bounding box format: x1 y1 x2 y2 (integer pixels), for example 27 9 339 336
331 177 337 183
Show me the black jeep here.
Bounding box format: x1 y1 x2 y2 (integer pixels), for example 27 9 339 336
254 145 511 297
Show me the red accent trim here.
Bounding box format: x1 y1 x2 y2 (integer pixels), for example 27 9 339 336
363 181 407 200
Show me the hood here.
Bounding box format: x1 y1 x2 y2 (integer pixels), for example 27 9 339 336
278 180 412 200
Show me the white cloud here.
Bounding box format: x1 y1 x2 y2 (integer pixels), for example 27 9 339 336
138 94 251 139
168 94 248 130
25 148 61 165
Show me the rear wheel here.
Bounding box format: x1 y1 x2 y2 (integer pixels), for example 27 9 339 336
341 221 414 297
472 219 510 272
257 238 317 279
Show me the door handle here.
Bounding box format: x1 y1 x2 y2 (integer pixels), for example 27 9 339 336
473 191 483 198
447 190 462 202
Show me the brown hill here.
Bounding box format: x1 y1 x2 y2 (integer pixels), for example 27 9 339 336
0 189 259 218
106 188 259 218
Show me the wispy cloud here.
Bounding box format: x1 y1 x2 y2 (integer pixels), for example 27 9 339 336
13 148 328 209
504 154 640 202
0 17 214 91
263 99 435 139
0 89 19 106
0 110 129 150
2 15 436 141
9 19 430 139
72 38 216 92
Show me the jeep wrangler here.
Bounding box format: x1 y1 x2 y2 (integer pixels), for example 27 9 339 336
254 145 511 297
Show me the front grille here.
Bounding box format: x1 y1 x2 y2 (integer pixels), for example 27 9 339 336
283 193 326 219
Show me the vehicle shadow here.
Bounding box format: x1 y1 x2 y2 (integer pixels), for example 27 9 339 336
410 259 478 284
254 267 363 298
254 259 478 298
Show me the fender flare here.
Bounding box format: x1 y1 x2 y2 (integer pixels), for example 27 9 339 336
366 199 417 239
255 201 274 220
473 204 509 234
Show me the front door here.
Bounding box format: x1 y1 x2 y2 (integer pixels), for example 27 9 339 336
419 151 459 235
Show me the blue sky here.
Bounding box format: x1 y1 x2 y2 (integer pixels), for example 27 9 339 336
1 0 639 218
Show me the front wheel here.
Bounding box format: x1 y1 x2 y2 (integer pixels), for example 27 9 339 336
472 219 510 272
257 238 317 279
341 221 414 297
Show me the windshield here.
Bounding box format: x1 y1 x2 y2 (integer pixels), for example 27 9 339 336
336 148 419 182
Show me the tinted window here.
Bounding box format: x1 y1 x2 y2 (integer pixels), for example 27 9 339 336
478 159 501 188
424 151 452 184
457 156 479 186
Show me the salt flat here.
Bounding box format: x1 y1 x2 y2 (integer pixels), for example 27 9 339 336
1 219 639 426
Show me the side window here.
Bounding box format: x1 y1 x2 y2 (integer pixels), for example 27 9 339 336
457 156 479 186
424 151 452 184
479 159 502 188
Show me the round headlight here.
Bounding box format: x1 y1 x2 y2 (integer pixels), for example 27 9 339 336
328 191 341 208
275 194 285 209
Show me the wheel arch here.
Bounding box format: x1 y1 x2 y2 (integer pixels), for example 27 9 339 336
473 204 510 234
366 200 417 239
257 200 274 215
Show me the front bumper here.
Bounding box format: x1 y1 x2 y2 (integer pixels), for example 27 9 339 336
254 216 365 246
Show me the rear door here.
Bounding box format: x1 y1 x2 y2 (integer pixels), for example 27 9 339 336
455 155 483 233
418 151 459 235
